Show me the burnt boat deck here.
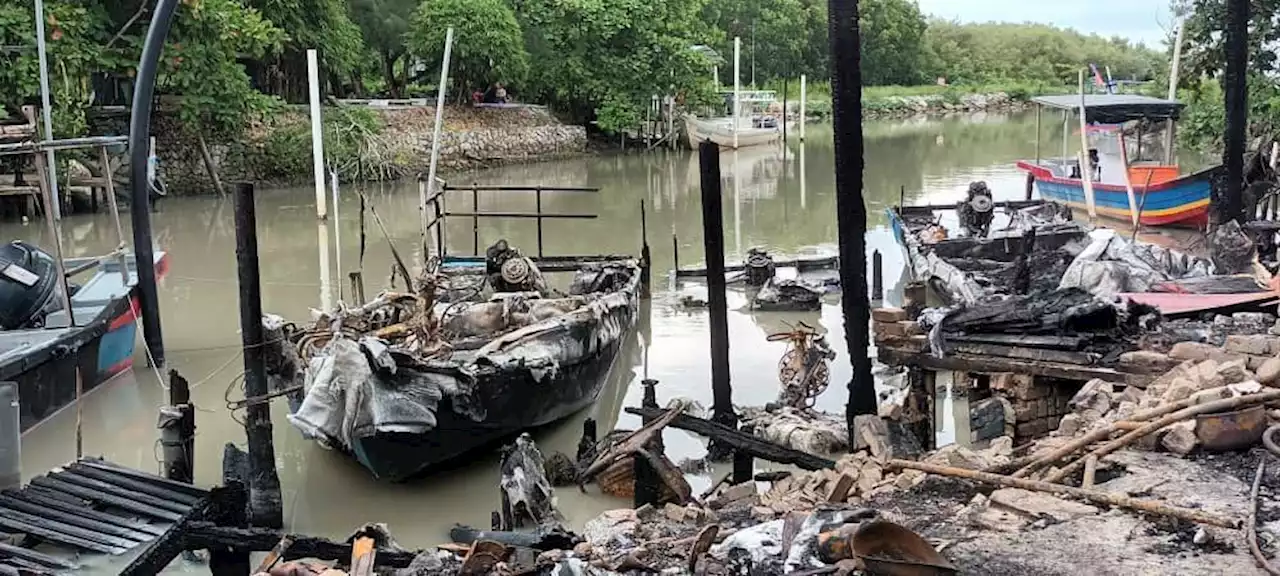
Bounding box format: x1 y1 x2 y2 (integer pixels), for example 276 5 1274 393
0 458 208 572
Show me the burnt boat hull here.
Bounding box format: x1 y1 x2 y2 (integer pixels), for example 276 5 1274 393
349 336 625 482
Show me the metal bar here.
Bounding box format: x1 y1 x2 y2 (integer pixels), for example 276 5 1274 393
30 477 182 522
0 136 129 155
536 187 544 258
32 157 74 328
897 199 1046 214
442 184 599 192
445 211 596 219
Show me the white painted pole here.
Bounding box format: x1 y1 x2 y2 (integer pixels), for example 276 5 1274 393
799 141 807 208
33 0 61 221
330 167 341 297
1078 69 1097 221
713 65 719 88
733 37 741 149
1119 131 1140 229
423 27 453 257
317 221 332 311
307 49 327 220
799 75 807 142
1164 19 1185 165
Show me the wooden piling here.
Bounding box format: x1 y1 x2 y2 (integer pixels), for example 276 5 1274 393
672 234 679 277
827 0 878 427
732 424 755 484
1024 173 1035 201
160 370 194 484
233 182 284 529
640 199 651 299
634 379 664 506
697 140 737 460
1219 0 1249 226
871 250 883 303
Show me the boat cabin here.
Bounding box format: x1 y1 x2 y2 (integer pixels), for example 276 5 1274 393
1017 94 1216 227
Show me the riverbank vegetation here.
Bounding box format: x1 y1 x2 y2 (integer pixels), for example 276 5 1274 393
0 0 1165 184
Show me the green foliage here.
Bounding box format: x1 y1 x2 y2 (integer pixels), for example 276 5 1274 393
922 20 1162 86
407 0 529 95
349 0 419 95
0 1 104 137
860 0 929 86
513 0 716 133
165 0 284 139
233 104 401 181
249 0 366 78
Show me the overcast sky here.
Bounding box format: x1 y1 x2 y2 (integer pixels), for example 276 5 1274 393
914 0 1176 48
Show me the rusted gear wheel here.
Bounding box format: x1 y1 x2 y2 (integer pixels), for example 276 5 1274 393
802 360 831 406
778 348 803 388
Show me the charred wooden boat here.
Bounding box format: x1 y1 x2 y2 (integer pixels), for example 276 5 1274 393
0 241 170 431
274 243 642 481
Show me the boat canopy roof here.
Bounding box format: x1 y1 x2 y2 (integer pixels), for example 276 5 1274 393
1031 94 1183 124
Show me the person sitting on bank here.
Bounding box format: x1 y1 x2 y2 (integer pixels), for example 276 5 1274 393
482 82 509 104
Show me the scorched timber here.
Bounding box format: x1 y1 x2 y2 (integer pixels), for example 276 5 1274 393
624 407 836 470
183 523 420 568
877 347 1151 386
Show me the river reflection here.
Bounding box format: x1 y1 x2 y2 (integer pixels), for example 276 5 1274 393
3 111 1056 572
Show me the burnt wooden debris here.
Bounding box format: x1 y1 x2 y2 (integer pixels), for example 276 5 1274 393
0 457 209 574
625 406 837 471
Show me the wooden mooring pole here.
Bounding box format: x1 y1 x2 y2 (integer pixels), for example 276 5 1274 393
698 140 737 460
233 182 284 529
159 370 195 484
1219 0 1249 226
827 0 878 432
634 379 664 507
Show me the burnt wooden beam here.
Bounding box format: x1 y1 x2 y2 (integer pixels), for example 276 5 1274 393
65 463 201 505
624 407 835 471
945 334 1087 351
0 495 151 541
118 500 210 576
1 490 163 536
0 507 138 550
877 346 1151 386
29 477 184 522
183 523 421 569
76 459 208 498
943 342 1098 366
0 542 78 570
49 471 191 513
0 512 124 554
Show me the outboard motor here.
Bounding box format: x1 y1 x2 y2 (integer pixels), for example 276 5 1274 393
0 241 62 330
957 181 995 238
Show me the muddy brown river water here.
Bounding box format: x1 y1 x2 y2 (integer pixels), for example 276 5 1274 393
5 113 1066 572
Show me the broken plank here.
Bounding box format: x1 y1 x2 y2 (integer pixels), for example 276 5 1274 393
0 542 78 570
2 490 163 536
943 342 1098 366
66 463 202 505
945 333 1087 351
0 512 126 554
0 556 59 575
0 507 140 549
624 407 836 471
0 496 152 542
76 459 208 499
50 471 191 514
183 523 420 569
117 492 209 576
30 477 184 522
877 347 1148 386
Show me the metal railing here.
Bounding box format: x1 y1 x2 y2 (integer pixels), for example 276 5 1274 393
422 178 601 258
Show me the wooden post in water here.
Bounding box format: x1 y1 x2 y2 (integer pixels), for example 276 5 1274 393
827 0 877 427
672 234 679 277
160 370 195 484
634 379 663 506
233 182 284 529
871 250 883 303
640 199 651 299
698 140 737 460
1219 0 1248 226
782 77 789 143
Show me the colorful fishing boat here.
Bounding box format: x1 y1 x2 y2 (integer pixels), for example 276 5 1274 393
1017 94 1218 228
0 243 169 432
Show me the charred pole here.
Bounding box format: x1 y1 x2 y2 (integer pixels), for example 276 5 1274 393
698 140 737 460
233 183 284 529
828 0 877 425
1218 0 1249 225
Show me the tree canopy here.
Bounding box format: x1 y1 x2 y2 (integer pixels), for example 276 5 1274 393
407 0 528 98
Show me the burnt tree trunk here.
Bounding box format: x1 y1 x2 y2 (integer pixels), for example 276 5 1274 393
1218 0 1249 226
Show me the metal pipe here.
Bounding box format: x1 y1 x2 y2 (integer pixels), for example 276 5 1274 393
423 27 454 257
827 0 876 421
307 50 328 220
800 74 807 142
33 0 60 221
733 37 741 150
127 0 178 368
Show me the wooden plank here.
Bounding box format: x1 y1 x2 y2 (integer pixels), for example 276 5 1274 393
30 477 184 522
0 556 59 575
76 459 208 499
49 472 191 514
183 523 420 569
0 512 125 554
20 487 92 508
3 490 163 536
0 495 152 542
946 333 1087 351
0 542 78 570
624 407 836 471
0 507 140 550
878 346 1149 386
944 342 1098 365
66 464 202 505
